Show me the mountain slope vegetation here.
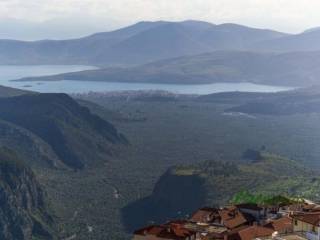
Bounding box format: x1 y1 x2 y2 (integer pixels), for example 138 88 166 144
0 93 126 169
0 87 320 239
0 147 56 240
50 88 320 239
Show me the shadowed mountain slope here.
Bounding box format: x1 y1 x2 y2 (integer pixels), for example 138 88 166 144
0 94 127 169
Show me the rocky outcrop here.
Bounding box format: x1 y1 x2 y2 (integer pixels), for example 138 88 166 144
0 148 56 239
121 169 206 232
122 154 320 233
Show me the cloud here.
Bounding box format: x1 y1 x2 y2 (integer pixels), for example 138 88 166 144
0 0 320 39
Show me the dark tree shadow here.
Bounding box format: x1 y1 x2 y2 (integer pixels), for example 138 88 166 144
121 171 207 232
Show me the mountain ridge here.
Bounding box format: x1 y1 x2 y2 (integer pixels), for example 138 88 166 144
0 93 127 169
0 20 289 66
254 29 320 52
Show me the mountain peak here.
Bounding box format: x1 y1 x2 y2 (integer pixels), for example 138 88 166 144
0 20 289 65
304 26 320 33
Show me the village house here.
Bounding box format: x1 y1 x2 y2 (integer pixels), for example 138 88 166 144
219 206 255 230
236 224 275 240
225 217 293 240
190 207 221 224
235 204 264 221
267 216 293 234
291 212 320 240
133 201 320 240
133 222 197 240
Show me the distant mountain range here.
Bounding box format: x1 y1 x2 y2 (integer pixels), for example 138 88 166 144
254 29 320 52
17 50 320 87
3 20 320 87
0 20 289 66
2 20 320 67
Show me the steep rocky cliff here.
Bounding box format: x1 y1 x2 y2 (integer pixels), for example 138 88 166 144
0 147 56 239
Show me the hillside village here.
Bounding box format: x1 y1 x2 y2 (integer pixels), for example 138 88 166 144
133 199 320 240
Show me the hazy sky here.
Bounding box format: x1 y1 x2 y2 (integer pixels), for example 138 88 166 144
1 0 320 40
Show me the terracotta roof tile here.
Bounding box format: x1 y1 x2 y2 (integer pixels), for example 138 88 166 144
134 225 163 235
269 216 292 232
238 225 274 240
219 208 252 229
292 212 320 226
191 207 220 223
134 223 196 239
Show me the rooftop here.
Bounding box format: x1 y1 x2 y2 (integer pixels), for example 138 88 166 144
267 216 292 232
184 222 227 234
134 223 196 239
219 207 254 229
190 207 220 223
292 212 320 226
238 225 274 240
260 234 307 240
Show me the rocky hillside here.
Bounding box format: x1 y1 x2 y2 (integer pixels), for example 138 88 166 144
122 153 320 231
0 93 127 169
0 147 56 240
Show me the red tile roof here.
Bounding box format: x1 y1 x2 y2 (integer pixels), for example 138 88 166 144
219 208 253 229
268 216 292 233
303 204 320 212
191 207 220 223
224 225 250 240
237 225 274 240
134 225 163 235
292 212 320 226
134 223 196 240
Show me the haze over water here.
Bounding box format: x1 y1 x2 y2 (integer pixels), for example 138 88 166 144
0 65 292 95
